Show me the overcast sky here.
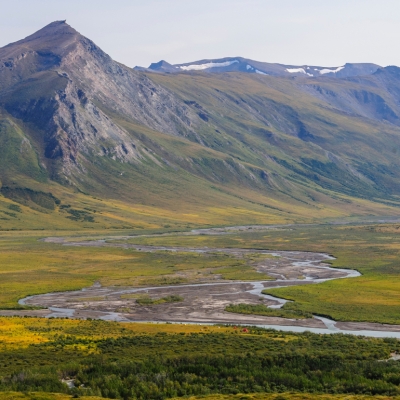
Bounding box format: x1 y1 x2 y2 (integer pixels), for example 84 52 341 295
1 0 399 68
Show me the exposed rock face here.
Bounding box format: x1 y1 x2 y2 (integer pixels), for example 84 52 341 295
57 30 197 136
47 80 144 172
0 21 201 176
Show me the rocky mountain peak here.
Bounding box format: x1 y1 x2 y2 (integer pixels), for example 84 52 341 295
1 21 80 60
0 21 202 182
18 20 77 43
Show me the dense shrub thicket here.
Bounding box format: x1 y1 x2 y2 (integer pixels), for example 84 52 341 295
1 326 400 399
3 352 400 399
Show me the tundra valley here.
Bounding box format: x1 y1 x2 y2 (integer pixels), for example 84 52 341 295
1 20 400 400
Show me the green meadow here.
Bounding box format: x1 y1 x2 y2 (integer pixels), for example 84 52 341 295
3 221 400 325
0 231 255 309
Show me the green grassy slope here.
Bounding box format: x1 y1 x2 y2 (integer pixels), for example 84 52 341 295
0 114 397 231
2 25 400 228
149 70 400 201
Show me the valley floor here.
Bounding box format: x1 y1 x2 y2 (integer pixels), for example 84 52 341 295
2 220 400 334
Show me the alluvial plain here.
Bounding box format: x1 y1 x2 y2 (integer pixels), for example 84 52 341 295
106 222 400 325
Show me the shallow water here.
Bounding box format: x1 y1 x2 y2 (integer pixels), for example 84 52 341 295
17 231 400 338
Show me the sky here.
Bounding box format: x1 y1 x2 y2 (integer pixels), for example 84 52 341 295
0 0 400 68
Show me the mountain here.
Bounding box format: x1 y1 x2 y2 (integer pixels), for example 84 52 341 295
0 21 202 170
135 56 381 78
1 21 400 231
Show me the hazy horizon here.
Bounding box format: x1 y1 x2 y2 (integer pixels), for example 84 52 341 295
1 0 399 69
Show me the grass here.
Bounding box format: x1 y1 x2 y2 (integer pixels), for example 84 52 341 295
3 221 400 325
212 265 273 281
149 70 400 211
0 233 247 309
225 303 313 319
0 317 288 363
136 295 184 305
4 68 400 233
0 317 228 346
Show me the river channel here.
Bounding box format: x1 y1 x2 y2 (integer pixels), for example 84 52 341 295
14 225 400 338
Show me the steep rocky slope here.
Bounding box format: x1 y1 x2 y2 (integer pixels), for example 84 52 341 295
0 21 206 178
0 21 400 230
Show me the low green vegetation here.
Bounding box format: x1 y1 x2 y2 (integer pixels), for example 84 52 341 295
0 393 106 400
1 317 400 399
5 36 400 234
0 188 60 211
0 393 397 400
170 395 400 400
136 295 184 305
3 223 400 399
225 303 313 319
0 233 245 309
212 265 272 281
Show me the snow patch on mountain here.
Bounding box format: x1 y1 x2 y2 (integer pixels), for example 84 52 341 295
286 68 312 76
179 60 239 71
286 66 345 77
246 64 267 75
317 66 345 75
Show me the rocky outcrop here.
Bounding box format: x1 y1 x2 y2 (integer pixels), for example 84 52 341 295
0 21 204 178
58 33 199 137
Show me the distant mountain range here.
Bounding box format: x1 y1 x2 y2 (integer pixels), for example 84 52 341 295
135 57 381 78
1 21 400 230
